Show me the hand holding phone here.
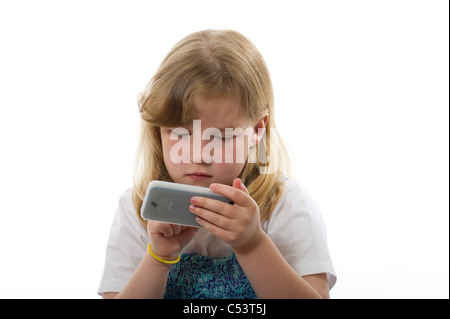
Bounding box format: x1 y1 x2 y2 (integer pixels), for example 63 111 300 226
141 180 233 228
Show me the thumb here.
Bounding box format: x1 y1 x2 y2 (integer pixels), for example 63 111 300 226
178 227 199 247
233 178 249 194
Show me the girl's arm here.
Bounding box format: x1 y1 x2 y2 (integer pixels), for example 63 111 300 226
106 222 198 299
110 249 173 299
190 178 329 299
233 232 329 299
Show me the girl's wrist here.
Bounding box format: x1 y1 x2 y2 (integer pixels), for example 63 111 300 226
148 243 181 265
232 229 267 256
147 243 181 264
144 249 176 270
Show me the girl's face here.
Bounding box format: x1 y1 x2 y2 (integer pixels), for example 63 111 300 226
161 97 265 187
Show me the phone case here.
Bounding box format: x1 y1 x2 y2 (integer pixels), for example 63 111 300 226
140 180 232 228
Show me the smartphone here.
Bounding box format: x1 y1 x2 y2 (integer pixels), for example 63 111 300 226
140 180 232 228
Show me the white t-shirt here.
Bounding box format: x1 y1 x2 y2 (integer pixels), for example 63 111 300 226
97 179 337 296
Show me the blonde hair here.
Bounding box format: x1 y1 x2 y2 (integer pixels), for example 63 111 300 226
133 29 290 227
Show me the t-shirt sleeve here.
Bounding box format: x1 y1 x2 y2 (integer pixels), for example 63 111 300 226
97 189 148 296
264 180 337 289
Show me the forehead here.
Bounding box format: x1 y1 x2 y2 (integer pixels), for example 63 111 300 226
192 97 251 128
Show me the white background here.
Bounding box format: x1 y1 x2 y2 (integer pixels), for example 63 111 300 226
0 0 448 298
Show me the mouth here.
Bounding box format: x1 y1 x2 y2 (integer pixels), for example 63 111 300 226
186 171 212 181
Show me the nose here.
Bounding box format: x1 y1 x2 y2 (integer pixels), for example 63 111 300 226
191 137 210 164
192 140 202 164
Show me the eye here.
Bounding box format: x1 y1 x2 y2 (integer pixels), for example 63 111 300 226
170 128 191 136
213 135 234 142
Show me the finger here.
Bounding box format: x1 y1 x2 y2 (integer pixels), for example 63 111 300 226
158 223 174 237
190 196 232 216
177 226 199 246
209 182 251 207
189 204 232 230
195 215 233 240
172 224 182 235
148 221 172 237
232 178 241 190
233 178 249 195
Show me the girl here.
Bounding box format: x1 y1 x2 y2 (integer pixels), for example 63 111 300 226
98 29 336 299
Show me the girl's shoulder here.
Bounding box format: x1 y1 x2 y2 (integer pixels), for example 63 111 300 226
276 178 321 214
114 188 148 237
118 187 134 207
115 188 136 221
265 178 337 288
263 178 325 232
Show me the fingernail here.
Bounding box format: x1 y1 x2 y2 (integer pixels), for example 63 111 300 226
189 205 196 211
190 197 197 204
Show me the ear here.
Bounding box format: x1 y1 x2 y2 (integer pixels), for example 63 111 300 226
251 114 269 147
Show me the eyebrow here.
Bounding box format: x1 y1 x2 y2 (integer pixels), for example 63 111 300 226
217 126 252 131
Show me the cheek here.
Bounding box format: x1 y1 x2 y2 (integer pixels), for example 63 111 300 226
222 137 250 164
162 134 191 164
161 136 173 163
213 162 246 185
161 135 185 177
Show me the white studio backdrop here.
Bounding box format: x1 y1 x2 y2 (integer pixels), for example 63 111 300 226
0 0 448 298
